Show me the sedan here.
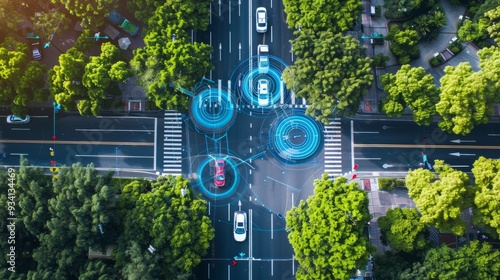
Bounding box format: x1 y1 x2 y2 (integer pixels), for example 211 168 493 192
233 211 247 242
6 115 30 124
214 159 226 187
256 7 267 33
257 79 269 107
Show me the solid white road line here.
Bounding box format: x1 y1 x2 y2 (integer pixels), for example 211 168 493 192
75 155 154 158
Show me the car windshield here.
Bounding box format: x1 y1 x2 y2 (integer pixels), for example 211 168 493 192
216 174 225 180
235 228 245 234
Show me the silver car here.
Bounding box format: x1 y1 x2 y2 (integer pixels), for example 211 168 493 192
7 115 30 124
256 7 267 33
233 211 247 242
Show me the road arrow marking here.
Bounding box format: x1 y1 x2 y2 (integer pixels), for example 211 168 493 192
449 152 476 157
450 139 476 144
382 163 394 169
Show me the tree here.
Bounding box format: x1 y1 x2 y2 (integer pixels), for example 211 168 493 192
405 161 474 235
374 251 424 280
286 174 372 280
436 63 494 135
282 31 372 124
0 37 48 115
401 241 500 279
131 29 213 110
485 6 500 44
117 175 215 278
283 0 362 32
457 18 490 43
33 163 119 278
381 65 439 125
378 208 428 252
471 157 500 237
49 47 89 111
0 0 23 34
81 42 131 116
385 25 420 64
31 10 71 41
58 0 118 28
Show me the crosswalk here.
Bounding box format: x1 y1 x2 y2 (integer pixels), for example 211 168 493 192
163 111 183 176
324 118 342 177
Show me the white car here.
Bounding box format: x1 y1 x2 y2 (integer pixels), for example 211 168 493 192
233 211 247 242
256 7 267 33
258 79 269 107
6 115 30 124
257 44 269 73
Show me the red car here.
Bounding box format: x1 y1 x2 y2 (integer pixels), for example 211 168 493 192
214 159 226 187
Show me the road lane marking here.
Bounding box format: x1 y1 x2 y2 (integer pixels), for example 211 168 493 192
353 131 379 133
10 128 29 131
208 263 210 279
354 143 500 149
271 259 274 275
271 213 273 239
75 129 154 132
356 158 381 160
0 139 154 146
351 120 355 171
228 204 231 221
75 155 154 158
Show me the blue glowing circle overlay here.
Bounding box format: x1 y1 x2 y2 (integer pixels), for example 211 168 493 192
269 115 323 163
195 156 243 200
240 67 284 106
190 88 237 132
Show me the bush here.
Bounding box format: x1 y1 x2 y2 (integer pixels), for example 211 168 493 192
372 53 390 68
378 178 406 190
429 57 440 67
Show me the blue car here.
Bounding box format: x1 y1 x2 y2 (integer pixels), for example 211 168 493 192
107 11 139 36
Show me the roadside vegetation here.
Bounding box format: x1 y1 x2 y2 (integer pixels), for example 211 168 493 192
0 0 213 116
0 157 214 279
286 174 373 279
282 0 372 124
373 157 500 279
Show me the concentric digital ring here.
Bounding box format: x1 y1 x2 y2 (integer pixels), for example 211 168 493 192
190 88 237 132
195 156 243 200
269 115 323 163
240 67 284 107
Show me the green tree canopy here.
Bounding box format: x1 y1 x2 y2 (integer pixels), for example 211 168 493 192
0 37 48 115
33 163 119 278
471 157 500 237
49 47 89 110
282 31 372 124
385 25 420 64
405 161 473 235
131 29 213 110
286 174 372 280
381 65 439 125
485 6 500 44
401 241 500 279
283 0 362 32
58 0 118 28
436 62 494 135
378 208 428 252
117 175 215 278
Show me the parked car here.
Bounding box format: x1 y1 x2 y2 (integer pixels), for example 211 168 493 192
107 10 140 36
233 211 247 242
7 115 30 124
257 79 269 107
214 159 226 187
256 7 267 33
31 43 41 60
257 44 269 73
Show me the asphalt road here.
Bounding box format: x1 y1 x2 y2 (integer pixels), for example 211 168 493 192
346 118 500 174
0 113 159 176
